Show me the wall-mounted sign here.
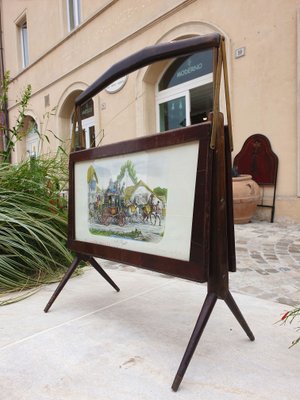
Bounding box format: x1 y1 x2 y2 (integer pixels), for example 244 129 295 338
105 76 128 94
235 47 246 59
80 98 94 119
159 50 213 91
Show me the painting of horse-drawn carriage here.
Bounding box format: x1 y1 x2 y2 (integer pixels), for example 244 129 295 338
87 159 167 243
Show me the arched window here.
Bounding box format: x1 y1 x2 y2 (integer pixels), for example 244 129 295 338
23 115 39 158
156 49 213 132
71 98 95 149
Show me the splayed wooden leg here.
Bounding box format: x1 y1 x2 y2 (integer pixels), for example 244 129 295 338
224 291 255 341
172 292 218 392
89 257 120 292
44 255 81 313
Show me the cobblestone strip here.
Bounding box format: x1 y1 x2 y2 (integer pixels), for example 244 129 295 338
99 222 300 306
232 222 300 306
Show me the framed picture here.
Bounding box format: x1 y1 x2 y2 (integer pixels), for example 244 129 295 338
68 123 212 282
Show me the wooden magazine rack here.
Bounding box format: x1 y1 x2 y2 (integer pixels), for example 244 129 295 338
44 33 254 391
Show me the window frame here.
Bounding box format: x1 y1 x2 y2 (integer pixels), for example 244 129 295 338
157 91 190 132
67 0 81 31
23 116 39 158
156 73 213 132
18 18 29 69
70 100 95 150
82 116 96 149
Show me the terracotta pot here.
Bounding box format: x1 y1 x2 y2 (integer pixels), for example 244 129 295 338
232 174 261 224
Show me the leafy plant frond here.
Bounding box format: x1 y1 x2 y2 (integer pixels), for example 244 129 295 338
279 307 300 348
0 154 76 303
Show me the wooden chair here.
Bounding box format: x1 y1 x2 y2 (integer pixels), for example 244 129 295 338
233 134 278 222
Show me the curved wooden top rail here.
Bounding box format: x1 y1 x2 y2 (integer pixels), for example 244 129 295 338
75 33 222 106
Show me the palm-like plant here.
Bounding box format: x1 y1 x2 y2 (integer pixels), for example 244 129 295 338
0 155 73 304
0 72 75 305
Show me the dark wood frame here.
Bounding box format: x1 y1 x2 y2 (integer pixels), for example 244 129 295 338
234 134 278 222
44 33 254 392
68 123 213 283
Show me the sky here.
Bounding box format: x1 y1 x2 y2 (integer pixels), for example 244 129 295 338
92 149 169 190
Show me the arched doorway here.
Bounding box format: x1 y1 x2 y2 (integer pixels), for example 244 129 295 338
135 22 231 137
25 116 39 157
17 115 39 159
71 98 96 149
57 83 97 152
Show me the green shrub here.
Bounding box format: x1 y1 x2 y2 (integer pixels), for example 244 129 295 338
0 154 73 304
0 71 76 305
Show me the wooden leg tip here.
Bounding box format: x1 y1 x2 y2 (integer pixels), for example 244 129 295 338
171 375 182 392
44 304 51 313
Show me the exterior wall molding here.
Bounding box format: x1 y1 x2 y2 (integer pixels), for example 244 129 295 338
297 7 300 197
56 81 89 117
8 0 197 111
10 0 118 82
23 108 40 127
154 20 230 45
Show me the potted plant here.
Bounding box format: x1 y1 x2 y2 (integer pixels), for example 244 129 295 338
232 166 261 224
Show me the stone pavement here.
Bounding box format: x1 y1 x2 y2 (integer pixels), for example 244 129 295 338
100 221 300 307
1 221 300 400
231 221 300 307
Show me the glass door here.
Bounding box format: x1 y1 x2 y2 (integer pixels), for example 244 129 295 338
156 49 214 133
25 119 39 158
70 98 95 149
82 117 96 148
159 96 187 132
156 74 213 133
157 90 190 132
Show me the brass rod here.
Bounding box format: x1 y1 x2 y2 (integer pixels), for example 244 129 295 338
71 106 78 152
210 46 222 149
221 38 233 151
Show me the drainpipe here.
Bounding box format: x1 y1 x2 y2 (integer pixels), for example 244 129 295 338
0 0 9 159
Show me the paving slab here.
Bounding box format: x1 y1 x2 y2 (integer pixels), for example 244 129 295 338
230 222 300 306
0 267 299 400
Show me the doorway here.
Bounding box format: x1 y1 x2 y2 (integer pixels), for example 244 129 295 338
156 49 213 132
